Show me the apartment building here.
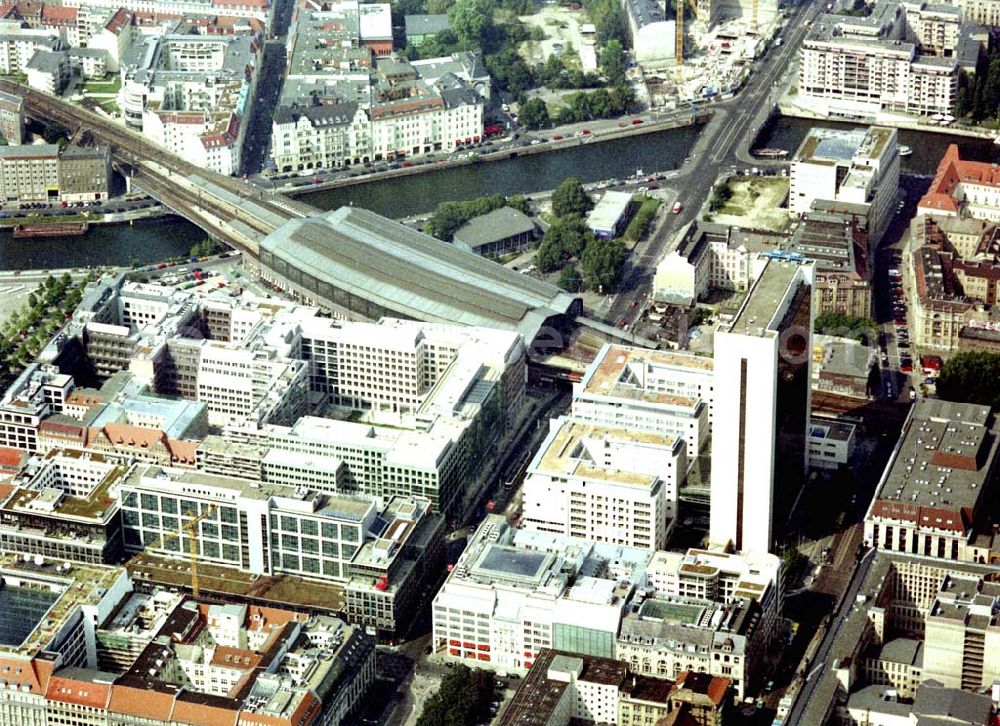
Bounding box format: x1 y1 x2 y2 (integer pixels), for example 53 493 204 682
808 418 857 469
920 144 1000 222
119 29 260 175
615 596 765 699
790 126 900 247
432 516 653 671
0 570 375 726
271 54 485 171
863 400 1000 562
0 89 24 144
520 417 684 550
911 244 976 350
60 0 270 22
0 23 61 75
799 1 960 118
653 221 779 305
270 2 486 171
0 143 110 204
571 343 714 462
500 649 731 726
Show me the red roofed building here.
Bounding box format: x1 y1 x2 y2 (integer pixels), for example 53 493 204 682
919 144 1000 221
864 399 1000 563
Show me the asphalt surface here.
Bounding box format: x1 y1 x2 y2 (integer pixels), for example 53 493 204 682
606 0 829 329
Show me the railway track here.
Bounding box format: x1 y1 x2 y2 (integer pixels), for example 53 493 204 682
0 80 312 229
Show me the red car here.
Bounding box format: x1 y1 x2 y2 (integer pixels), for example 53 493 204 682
402 161 414 167
632 118 644 125
553 135 564 141
582 129 591 135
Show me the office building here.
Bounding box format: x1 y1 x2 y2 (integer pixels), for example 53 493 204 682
799 2 960 118
431 515 653 670
864 400 1000 562
118 463 445 636
645 547 783 639
811 334 877 400
0 449 126 564
520 416 684 550
621 0 675 65
571 343 714 461
0 364 74 453
920 144 1000 221
710 257 814 553
808 418 857 469
790 126 900 246
653 221 780 306
911 244 978 350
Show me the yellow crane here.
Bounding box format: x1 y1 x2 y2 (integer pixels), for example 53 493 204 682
675 0 699 75
143 504 217 597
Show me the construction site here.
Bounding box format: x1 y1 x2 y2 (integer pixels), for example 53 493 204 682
630 0 786 108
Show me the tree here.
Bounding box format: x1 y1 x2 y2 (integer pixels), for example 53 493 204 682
984 54 1000 120
507 194 530 214
558 264 583 292
541 53 565 88
487 47 534 96
551 177 592 219
542 216 592 257
448 0 494 50
936 351 1000 410
42 122 66 144
535 238 563 272
580 236 627 291
600 39 626 85
26 293 37 309
416 665 494 726
518 97 550 129
609 83 636 114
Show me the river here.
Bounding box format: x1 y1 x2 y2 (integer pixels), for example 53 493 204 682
0 117 996 271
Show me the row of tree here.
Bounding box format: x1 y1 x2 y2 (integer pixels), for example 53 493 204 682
936 351 1000 410
424 193 529 241
519 84 636 129
955 47 1000 123
536 178 628 293
0 273 82 376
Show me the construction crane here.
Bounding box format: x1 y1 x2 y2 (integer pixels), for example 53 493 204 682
143 504 217 597
675 0 699 75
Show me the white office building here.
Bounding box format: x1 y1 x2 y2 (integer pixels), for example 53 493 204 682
431 515 652 670
520 417 684 550
710 258 814 554
571 344 713 462
790 126 900 246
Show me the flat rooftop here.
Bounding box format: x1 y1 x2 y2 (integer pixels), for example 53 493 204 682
726 258 807 337
534 418 673 487
868 400 998 532
581 343 711 407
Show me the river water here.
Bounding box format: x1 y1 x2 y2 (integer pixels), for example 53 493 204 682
1 117 995 271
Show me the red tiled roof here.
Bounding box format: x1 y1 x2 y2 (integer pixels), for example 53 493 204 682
0 656 55 695
46 672 112 708
170 698 239 726
108 685 176 720
0 446 26 471
40 5 77 23
920 144 1000 213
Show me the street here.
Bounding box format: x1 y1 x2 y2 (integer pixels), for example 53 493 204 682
606 0 828 328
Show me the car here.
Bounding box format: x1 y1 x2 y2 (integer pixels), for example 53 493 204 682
672 201 682 214
924 377 937 386
632 118 644 125
881 353 889 365
582 128 591 135
885 382 894 397
900 361 913 372
630 300 638 307
894 319 906 326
